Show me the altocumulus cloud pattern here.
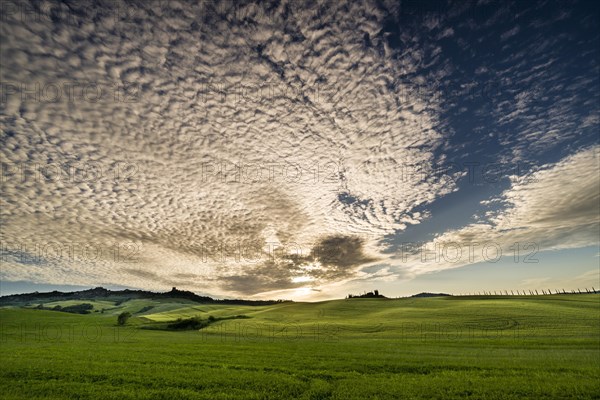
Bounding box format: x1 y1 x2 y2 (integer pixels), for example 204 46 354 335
0 0 598 299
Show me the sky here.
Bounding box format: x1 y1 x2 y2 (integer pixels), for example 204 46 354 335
0 0 598 300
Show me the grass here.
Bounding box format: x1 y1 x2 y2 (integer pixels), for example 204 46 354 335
0 294 598 399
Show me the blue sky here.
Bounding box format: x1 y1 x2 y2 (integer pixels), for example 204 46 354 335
0 0 598 299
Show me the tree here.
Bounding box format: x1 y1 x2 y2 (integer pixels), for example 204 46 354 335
117 311 131 326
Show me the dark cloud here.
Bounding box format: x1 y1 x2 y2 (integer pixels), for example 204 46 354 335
311 234 378 269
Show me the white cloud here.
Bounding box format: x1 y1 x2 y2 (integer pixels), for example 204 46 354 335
385 146 600 275
0 0 455 298
1 1 596 299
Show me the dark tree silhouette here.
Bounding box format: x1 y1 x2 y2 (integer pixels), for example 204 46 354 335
117 311 132 325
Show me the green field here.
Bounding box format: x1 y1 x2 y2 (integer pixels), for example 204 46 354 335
1 295 599 399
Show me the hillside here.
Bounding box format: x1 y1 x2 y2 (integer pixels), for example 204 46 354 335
0 286 290 307
2 291 598 340
1 294 598 399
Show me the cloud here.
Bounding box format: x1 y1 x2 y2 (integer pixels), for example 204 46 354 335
1 1 597 299
500 26 520 41
385 145 600 275
0 0 455 298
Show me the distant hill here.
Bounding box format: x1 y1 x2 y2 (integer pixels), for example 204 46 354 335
410 292 452 298
0 286 291 306
347 290 386 299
